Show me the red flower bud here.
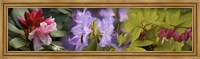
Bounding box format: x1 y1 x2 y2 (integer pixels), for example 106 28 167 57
158 29 179 40
172 30 179 41
158 29 167 39
24 12 34 26
139 31 146 39
178 28 192 42
18 16 28 29
179 33 188 42
185 28 192 38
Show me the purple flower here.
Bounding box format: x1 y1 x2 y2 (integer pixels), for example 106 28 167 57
61 36 76 51
96 8 115 47
99 8 115 24
111 33 125 51
68 8 94 51
118 8 128 22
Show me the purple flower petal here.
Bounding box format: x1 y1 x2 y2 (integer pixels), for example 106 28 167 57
96 9 115 47
75 43 86 51
118 8 128 22
99 34 112 47
99 8 115 18
68 36 80 45
61 36 76 51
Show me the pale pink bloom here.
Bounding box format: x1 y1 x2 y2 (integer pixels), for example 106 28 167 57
28 17 57 50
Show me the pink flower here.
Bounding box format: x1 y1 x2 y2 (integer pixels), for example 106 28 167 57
28 17 57 50
178 28 192 42
18 9 57 50
158 29 179 40
18 9 45 37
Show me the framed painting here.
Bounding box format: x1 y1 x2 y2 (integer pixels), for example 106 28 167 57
0 0 199 59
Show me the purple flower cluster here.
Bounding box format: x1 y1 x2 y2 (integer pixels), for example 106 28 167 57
68 8 94 51
96 8 115 47
67 8 129 51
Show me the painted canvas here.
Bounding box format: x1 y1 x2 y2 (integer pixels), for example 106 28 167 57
8 8 192 51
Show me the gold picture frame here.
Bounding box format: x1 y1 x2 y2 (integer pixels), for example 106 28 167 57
0 0 199 59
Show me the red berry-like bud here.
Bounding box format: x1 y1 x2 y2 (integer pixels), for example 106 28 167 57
158 29 167 39
185 28 192 38
172 30 179 41
139 31 146 39
179 33 188 42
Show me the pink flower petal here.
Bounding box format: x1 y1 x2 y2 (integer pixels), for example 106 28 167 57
33 36 43 51
37 32 52 45
44 22 57 32
44 17 55 25
28 29 37 41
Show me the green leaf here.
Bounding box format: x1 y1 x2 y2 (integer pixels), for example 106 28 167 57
11 8 29 28
176 28 186 35
165 9 181 26
179 12 192 27
43 44 64 51
171 10 180 25
126 46 146 51
130 28 142 43
84 35 97 51
50 30 67 37
144 9 158 23
53 14 70 30
156 9 166 22
149 9 158 23
19 46 31 51
152 21 161 26
185 39 192 46
143 8 151 20
52 41 62 46
135 9 144 22
57 8 70 14
8 16 15 25
8 23 25 36
117 34 127 46
9 38 29 49
182 41 192 51
174 41 182 51
154 39 178 51
131 40 153 46
122 13 139 32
